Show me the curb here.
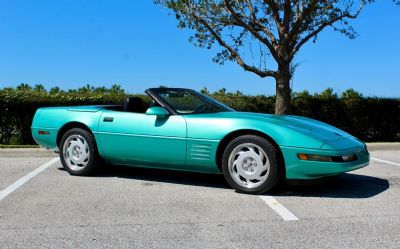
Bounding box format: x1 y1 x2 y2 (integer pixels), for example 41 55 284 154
366 143 400 151
0 148 57 157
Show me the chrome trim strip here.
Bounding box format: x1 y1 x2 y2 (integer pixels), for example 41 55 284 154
97 131 219 142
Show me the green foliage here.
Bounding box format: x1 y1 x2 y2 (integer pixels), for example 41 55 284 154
0 144 40 148
33 84 47 93
16 83 32 91
315 88 338 99
341 88 363 99
49 86 61 95
0 84 399 144
155 0 369 66
0 84 127 145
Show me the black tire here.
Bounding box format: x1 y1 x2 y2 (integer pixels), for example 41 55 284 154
221 135 281 194
59 128 101 176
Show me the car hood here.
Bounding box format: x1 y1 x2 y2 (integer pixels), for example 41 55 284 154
212 112 352 143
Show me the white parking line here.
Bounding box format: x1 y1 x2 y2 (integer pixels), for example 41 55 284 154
0 157 59 201
259 196 299 221
371 157 400 167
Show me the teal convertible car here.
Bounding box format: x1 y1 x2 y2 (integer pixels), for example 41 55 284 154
32 88 369 194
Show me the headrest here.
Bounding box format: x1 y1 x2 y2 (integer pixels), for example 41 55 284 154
124 97 145 113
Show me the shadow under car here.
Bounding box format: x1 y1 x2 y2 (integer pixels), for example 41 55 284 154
58 164 389 198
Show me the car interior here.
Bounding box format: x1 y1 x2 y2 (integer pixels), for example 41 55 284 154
105 96 159 114
123 97 147 113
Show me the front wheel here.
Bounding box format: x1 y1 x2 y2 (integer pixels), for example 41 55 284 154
221 135 281 194
60 128 101 176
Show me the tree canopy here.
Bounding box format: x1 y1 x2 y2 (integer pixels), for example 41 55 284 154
156 0 397 113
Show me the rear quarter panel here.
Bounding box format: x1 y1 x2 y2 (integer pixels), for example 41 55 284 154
31 107 103 149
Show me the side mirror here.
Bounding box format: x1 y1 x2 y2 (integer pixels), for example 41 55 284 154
145 106 169 118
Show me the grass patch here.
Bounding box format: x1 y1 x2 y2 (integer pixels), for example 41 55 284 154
0 144 40 148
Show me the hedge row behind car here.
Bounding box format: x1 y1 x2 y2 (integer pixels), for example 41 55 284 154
0 87 399 145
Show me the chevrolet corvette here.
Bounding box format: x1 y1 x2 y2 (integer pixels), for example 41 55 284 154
31 88 369 194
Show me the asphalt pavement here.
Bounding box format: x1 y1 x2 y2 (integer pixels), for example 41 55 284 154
0 145 399 248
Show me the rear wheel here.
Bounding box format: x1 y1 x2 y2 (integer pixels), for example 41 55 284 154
60 128 100 176
221 135 281 194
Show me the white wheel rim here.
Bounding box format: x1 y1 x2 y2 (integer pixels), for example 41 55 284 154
228 143 270 189
63 134 90 171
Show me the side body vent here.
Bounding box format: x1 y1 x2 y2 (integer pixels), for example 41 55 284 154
190 143 211 161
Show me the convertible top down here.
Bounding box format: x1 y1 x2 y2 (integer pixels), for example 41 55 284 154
32 88 369 194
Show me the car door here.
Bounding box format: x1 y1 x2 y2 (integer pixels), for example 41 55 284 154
97 109 187 168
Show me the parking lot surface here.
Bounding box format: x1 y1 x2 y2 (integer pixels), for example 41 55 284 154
1 147 399 248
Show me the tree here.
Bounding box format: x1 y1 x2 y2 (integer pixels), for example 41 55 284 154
33 84 47 93
78 84 95 93
94 86 108 94
110 84 125 94
16 83 32 91
49 86 61 95
155 0 385 114
293 89 311 98
341 88 362 99
317 87 338 99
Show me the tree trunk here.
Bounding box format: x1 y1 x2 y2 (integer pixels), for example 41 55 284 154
274 63 291 114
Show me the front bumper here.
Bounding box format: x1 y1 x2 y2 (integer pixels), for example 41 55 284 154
281 145 369 179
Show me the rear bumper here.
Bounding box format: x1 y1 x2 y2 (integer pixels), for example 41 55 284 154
281 145 369 179
31 127 58 149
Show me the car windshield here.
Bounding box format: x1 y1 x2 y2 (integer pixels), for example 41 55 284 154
152 88 234 114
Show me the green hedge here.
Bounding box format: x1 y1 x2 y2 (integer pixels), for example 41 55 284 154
0 86 399 145
0 89 126 145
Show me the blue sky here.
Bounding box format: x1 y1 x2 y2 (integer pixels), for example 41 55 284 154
0 0 399 96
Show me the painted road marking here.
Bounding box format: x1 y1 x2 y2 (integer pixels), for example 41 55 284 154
0 157 59 201
371 157 400 167
259 196 299 221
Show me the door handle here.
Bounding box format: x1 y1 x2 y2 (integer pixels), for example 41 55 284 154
103 117 114 122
